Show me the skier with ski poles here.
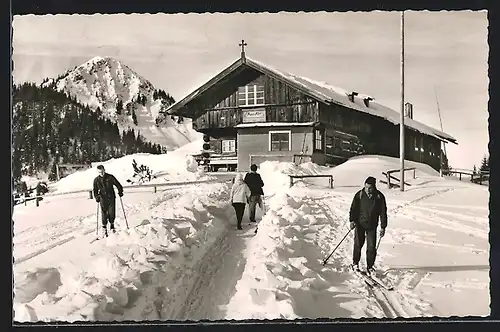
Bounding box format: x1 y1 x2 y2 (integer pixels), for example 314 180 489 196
93 165 124 237
348 176 387 276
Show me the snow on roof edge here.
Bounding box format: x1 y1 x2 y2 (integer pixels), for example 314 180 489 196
246 57 456 143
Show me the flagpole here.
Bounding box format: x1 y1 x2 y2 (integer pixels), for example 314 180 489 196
400 11 406 192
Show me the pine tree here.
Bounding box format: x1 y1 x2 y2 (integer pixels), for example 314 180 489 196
480 154 489 173
440 149 451 173
12 83 168 180
48 163 58 181
132 110 138 125
116 99 123 115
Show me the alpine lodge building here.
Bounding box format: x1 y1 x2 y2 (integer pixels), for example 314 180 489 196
163 43 457 172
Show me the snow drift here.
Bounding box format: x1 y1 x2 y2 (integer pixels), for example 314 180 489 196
13 142 232 322
53 139 210 193
14 182 234 322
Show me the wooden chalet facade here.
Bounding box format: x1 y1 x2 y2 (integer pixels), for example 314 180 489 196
165 47 457 172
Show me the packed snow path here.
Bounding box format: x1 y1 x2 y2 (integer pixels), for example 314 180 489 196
175 209 264 321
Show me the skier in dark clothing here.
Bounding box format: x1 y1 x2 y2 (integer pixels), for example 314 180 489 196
349 176 387 275
93 165 124 237
244 164 265 223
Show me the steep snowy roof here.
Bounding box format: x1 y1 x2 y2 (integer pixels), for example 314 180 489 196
166 56 457 144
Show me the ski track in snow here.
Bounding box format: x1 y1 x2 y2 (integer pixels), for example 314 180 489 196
13 189 187 267
304 185 462 318
175 219 261 320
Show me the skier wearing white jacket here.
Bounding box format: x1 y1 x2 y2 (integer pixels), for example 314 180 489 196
230 173 251 230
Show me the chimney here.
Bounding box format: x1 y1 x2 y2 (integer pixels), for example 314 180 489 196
348 91 359 103
404 102 413 119
363 97 374 108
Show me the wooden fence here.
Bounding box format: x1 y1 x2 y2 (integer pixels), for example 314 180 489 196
445 169 489 185
380 167 416 189
289 174 334 189
13 179 231 207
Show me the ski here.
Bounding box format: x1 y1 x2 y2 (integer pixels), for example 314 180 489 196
89 237 102 244
350 266 394 290
350 266 376 288
366 272 394 291
89 230 118 243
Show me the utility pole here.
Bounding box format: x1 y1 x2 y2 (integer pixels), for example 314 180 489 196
434 86 447 176
400 11 406 192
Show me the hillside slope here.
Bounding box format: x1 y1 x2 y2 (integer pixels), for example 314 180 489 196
41 56 201 150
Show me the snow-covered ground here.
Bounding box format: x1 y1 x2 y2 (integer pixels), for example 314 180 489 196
13 152 490 322
52 139 207 194
225 156 489 319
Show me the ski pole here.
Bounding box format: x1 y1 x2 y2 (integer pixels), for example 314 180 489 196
96 203 99 236
322 227 354 266
376 237 382 252
119 196 129 229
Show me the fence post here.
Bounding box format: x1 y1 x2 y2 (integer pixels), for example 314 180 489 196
480 173 483 185
89 191 93 199
36 197 40 207
329 176 333 189
413 168 416 179
459 173 462 181
289 176 294 188
154 186 157 193
386 173 391 189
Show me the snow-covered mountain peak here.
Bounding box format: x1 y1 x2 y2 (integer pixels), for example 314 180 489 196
40 56 202 150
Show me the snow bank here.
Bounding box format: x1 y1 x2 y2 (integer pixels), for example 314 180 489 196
225 188 383 319
225 161 385 319
256 155 442 195
53 141 212 193
328 155 441 188
258 161 331 196
14 181 234 322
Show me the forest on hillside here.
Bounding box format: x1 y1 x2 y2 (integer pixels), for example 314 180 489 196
12 83 166 182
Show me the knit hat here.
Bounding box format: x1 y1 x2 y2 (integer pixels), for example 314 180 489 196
365 176 376 186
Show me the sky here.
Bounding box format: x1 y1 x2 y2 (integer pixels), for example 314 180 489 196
12 11 489 170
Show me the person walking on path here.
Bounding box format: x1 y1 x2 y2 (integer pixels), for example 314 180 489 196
244 164 265 224
93 165 124 237
349 176 388 275
230 173 251 230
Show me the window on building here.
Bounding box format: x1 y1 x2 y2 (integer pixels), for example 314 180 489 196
221 139 236 153
269 131 291 151
238 85 265 106
315 129 324 151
